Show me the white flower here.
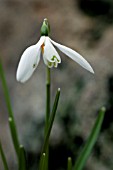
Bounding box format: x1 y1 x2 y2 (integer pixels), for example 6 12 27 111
16 35 94 83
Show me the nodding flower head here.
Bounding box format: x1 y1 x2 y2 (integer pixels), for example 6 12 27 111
16 18 94 83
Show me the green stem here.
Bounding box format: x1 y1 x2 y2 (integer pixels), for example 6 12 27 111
45 67 51 128
45 67 51 170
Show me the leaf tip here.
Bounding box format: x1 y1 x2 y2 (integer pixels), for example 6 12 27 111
101 106 106 113
8 117 12 122
58 88 60 92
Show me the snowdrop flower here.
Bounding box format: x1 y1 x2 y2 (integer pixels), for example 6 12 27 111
16 18 94 83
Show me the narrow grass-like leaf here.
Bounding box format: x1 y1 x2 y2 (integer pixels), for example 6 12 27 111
43 88 60 153
40 153 46 170
0 59 13 118
18 145 27 170
0 60 20 158
67 157 72 170
43 147 49 170
73 107 105 170
9 117 20 157
0 141 9 170
39 88 60 169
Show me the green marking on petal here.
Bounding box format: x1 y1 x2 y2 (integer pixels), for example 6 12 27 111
51 56 60 62
47 56 60 68
54 61 58 68
33 64 36 68
47 62 53 68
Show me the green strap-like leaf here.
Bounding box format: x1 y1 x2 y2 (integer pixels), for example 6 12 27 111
67 157 72 170
18 145 27 170
0 60 20 159
43 88 60 153
0 59 13 118
39 88 60 170
0 141 9 170
39 153 46 170
9 117 20 157
73 107 105 170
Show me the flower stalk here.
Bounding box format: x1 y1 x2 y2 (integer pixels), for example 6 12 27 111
44 67 51 170
45 67 51 130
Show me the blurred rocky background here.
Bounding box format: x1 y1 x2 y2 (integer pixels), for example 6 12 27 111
1 0 113 169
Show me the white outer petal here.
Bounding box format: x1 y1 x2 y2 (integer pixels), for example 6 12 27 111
16 36 45 83
50 38 94 73
43 37 61 63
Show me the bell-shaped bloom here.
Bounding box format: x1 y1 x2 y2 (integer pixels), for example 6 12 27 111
16 36 94 83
